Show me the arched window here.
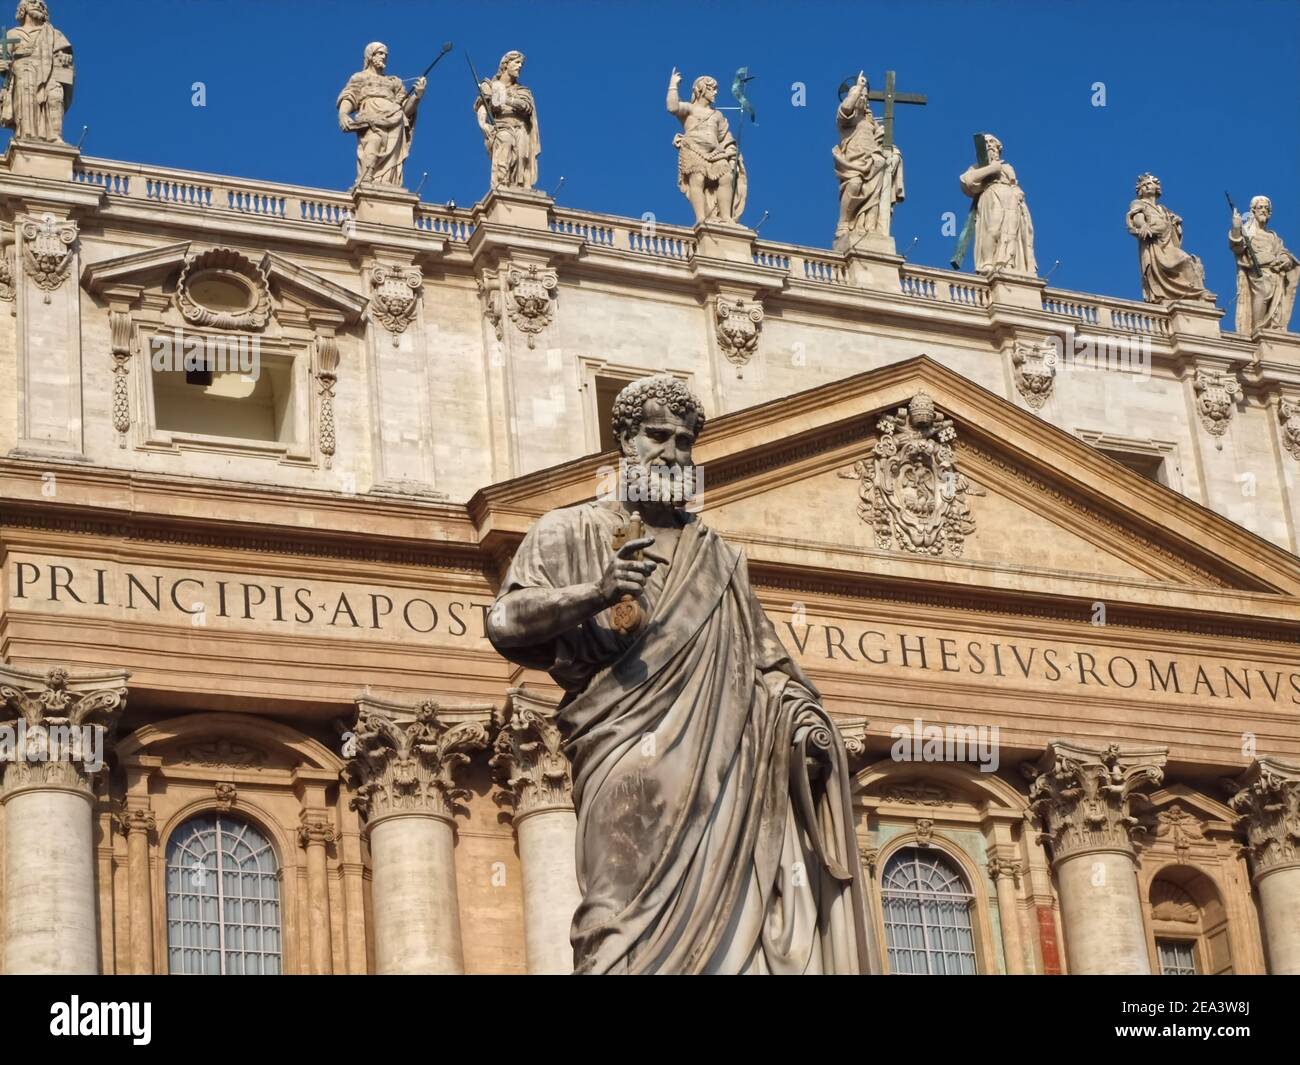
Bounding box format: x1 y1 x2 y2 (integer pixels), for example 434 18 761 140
166 813 282 974
881 847 978 974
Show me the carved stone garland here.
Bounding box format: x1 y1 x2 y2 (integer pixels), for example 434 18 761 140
316 333 339 468
838 392 984 556
109 309 133 447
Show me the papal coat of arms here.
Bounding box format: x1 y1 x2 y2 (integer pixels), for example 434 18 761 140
840 392 983 556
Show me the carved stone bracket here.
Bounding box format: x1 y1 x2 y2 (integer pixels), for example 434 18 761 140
297 809 338 848
114 806 157 839
505 263 558 348
490 689 573 820
0 224 14 303
987 855 1023 884
1024 741 1167 863
214 782 238 812
838 392 985 556
1009 336 1057 410
476 273 504 343
1278 396 1300 462
1193 368 1242 450
0 664 129 798
715 296 764 370
21 213 77 301
344 698 489 824
369 263 423 343
1229 757 1300 879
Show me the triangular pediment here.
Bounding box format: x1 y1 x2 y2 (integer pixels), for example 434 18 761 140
470 358 1300 633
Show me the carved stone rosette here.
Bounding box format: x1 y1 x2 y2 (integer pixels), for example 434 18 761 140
715 296 764 369
1010 337 1057 410
1278 398 1300 462
369 263 423 343
490 692 573 819
344 700 489 824
110 309 133 446
1025 741 1166 863
1229 758 1300 878
20 214 77 300
1193 368 1242 450
839 392 985 556
0 665 128 798
505 263 557 349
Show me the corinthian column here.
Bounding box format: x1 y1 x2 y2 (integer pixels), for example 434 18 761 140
1026 741 1166 975
114 806 156 975
1230 758 1300 974
986 854 1028 974
345 696 489 975
0 664 128 974
491 688 581 974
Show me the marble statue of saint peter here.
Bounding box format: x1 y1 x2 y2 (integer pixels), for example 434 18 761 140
488 376 874 974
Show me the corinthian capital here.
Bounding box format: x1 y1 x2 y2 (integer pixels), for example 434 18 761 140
344 695 490 824
1024 741 1166 863
1229 757 1300 879
490 688 572 819
0 663 129 798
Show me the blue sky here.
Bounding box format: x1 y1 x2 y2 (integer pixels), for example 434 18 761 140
22 0 1300 305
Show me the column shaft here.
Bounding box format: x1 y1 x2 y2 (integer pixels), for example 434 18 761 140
516 807 581 974
370 813 463 974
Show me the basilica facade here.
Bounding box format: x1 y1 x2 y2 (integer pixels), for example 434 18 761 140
2 22 1300 976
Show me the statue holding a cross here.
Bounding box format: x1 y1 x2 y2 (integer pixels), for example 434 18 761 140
832 70 923 252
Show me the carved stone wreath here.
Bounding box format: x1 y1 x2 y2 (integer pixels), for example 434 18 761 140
369 263 424 342
838 392 984 556
715 296 764 368
175 247 272 330
506 263 557 348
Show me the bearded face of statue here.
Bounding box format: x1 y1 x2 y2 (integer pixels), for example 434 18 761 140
18 0 48 24
366 46 388 74
620 399 700 507
1252 199 1272 226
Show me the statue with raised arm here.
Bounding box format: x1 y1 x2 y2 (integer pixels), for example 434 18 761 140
1230 195 1298 333
665 69 747 225
959 133 1036 274
337 42 426 188
474 50 540 191
1126 173 1214 304
833 71 904 250
0 0 73 144
487 375 874 975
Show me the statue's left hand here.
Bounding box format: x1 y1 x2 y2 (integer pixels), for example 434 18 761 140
413 76 427 96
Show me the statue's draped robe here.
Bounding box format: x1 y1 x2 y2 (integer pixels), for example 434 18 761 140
1126 198 1209 302
337 71 414 186
833 103 903 246
1 22 73 142
476 80 540 190
494 502 874 974
674 108 748 222
1231 221 1299 333
961 163 1036 274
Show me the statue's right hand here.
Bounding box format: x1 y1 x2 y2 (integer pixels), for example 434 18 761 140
598 537 657 605
669 67 681 87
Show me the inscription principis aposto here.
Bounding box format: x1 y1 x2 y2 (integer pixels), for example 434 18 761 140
6 556 1297 710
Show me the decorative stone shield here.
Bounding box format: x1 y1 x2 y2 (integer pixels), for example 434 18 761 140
840 392 983 556
20 213 77 298
369 263 423 343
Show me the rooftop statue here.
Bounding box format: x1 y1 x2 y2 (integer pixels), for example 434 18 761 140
833 71 904 251
474 50 540 191
337 42 426 188
488 376 874 974
959 133 1037 275
1126 173 1214 304
1229 195 1298 333
666 69 746 225
0 0 74 144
